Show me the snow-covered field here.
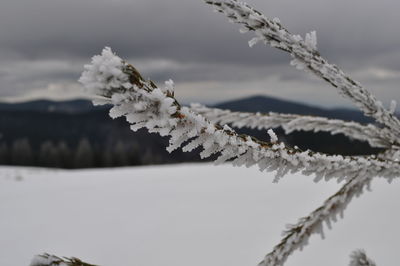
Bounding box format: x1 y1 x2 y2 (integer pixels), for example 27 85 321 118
0 163 398 266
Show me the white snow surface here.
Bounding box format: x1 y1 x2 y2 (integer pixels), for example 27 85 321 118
0 163 398 266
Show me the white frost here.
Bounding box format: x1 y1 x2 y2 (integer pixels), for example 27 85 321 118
305 30 317 51
349 250 377 266
30 255 67 266
190 103 394 149
78 47 132 96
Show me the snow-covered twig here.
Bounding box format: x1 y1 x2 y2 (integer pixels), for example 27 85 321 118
72 0 400 264
258 175 371 266
349 250 377 266
79 48 400 185
191 103 394 148
30 253 96 266
204 0 400 139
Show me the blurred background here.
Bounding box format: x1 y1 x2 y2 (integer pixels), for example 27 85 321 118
2 2 400 266
0 0 399 168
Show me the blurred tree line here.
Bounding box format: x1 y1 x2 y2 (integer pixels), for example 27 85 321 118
0 138 163 168
0 99 381 169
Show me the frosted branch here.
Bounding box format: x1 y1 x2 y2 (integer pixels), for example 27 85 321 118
349 250 377 266
259 175 372 266
30 254 97 266
205 0 400 138
191 103 395 148
378 147 400 162
79 48 400 185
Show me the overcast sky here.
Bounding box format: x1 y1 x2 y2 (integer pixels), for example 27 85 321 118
1 0 400 109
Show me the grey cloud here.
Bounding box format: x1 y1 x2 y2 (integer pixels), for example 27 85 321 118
4 0 398 64
0 0 399 107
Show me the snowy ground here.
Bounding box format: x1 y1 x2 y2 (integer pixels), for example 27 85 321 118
0 163 399 266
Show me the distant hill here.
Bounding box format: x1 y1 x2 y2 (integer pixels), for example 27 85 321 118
0 99 106 113
0 95 373 123
0 95 382 168
214 95 373 123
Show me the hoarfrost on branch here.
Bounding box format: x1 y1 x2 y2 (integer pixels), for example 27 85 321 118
44 0 400 265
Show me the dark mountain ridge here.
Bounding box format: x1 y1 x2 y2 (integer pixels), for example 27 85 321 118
0 95 374 123
0 95 382 168
0 99 105 114
215 95 373 123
